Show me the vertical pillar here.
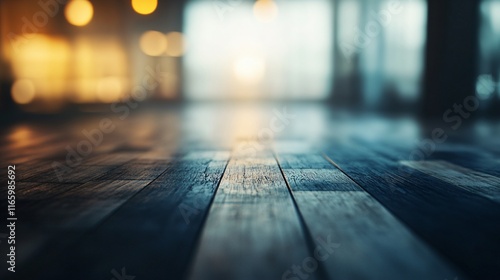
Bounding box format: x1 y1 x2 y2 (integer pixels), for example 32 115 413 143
422 0 480 118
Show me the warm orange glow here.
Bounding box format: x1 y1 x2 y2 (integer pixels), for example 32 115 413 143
73 36 129 103
8 126 32 142
10 35 70 102
158 72 177 98
65 0 94 27
12 80 36 104
233 56 265 84
154 59 178 98
131 0 158 15
7 126 36 150
165 32 185 57
96 77 125 103
9 34 128 105
140 30 168 56
253 0 279 23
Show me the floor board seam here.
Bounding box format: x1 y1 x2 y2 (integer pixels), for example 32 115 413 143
321 152 470 279
183 152 231 280
273 151 331 280
19 159 178 275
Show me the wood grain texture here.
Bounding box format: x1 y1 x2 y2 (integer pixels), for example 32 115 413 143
24 165 120 183
16 182 80 201
2 104 499 280
22 180 151 229
188 155 318 280
401 160 500 204
15 161 55 181
428 147 500 179
22 152 229 280
279 154 464 280
94 162 170 180
2 180 151 280
323 142 500 280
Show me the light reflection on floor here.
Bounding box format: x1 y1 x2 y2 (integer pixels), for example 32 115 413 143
4 102 497 166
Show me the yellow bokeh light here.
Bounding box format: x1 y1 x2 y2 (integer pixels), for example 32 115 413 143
131 0 158 15
165 32 185 57
65 0 94 27
96 77 124 103
233 56 265 84
12 80 36 104
9 35 70 104
254 0 279 23
140 30 168 56
73 36 128 103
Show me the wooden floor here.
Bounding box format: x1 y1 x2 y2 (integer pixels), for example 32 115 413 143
1 103 499 280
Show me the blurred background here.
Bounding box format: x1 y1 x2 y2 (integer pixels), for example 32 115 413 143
0 0 499 117
1 3 499 279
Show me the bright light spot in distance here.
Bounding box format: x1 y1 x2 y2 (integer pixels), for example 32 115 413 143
12 80 36 104
184 0 333 100
166 32 185 57
140 30 168 56
476 74 496 100
253 0 278 23
233 56 265 84
131 0 158 15
65 0 94 27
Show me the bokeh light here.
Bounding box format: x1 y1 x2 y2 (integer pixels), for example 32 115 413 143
253 0 278 23
65 0 94 27
166 32 185 57
233 56 266 84
140 30 168 56
96 77 125 103
476 74 496 100
131 0 158 15
12 80 36 104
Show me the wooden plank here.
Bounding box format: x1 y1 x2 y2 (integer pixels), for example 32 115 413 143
277 154 333 169
0 182 80 225
428 148 500 178
0 182 80 223
94 162 169 180
323 142 500 279
14 161 55 181
22 180 151 229
2 104 499 280
350 133 500 179
401 160 500 204
188 154 320 280
278 154 464 279
83 153 138 165
23 165 119 183
16 182 80 201
1 179 151 280
19 152 229 280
